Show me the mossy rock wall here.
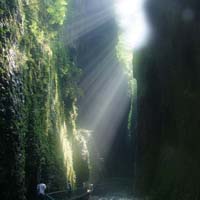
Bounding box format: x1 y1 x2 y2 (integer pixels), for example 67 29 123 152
133 0 200 199
0 1 90 200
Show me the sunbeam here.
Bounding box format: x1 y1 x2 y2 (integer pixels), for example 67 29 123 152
65 7 113 45
114 0 151 50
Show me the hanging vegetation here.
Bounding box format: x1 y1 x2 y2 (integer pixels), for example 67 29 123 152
0 1 90 200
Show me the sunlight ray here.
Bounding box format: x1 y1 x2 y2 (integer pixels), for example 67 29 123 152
114 0 151 49
66 7 113 44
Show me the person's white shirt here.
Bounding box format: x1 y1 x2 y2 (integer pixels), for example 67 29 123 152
37 183 46 195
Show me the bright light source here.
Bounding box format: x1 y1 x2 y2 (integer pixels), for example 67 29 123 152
114 0 150 50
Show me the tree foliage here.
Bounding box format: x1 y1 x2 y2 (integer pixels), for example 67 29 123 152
46 0 68 25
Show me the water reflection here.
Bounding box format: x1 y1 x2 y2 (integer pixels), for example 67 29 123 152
90 194 134 200
90 197 133 200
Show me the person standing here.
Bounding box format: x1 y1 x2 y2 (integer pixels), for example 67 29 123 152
37 182 47 200
67 181 72 198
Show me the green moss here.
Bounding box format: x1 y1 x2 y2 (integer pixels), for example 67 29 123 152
0 0 90 199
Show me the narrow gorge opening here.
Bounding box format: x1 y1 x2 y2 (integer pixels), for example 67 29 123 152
71 0 150 184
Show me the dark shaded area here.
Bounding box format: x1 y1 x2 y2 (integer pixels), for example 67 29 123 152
133 0 200 198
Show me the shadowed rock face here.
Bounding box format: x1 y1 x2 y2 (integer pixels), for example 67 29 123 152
133 0 200 198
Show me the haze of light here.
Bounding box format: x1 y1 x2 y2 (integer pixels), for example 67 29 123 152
115 0 151 50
